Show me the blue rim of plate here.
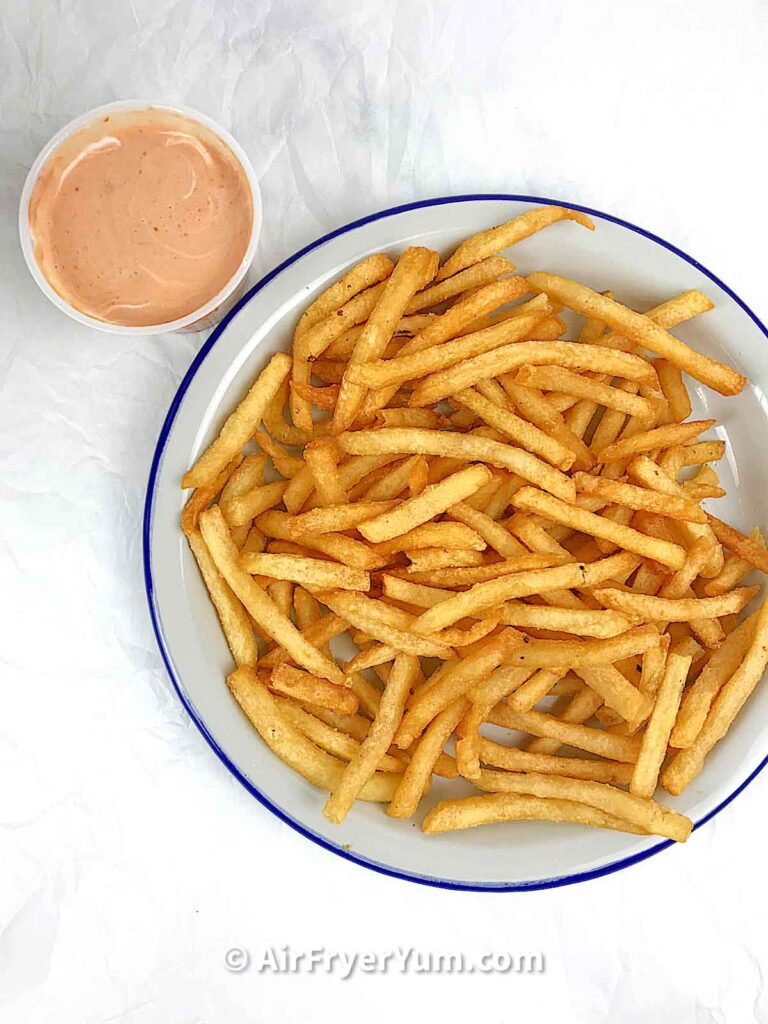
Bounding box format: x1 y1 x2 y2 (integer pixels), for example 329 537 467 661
143 194 768 892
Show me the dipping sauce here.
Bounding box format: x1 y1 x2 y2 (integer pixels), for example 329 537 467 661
28 108 253 327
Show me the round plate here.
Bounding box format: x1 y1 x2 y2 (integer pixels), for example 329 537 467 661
144 195 768 891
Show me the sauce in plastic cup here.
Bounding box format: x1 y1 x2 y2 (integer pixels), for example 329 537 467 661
19 100 262 335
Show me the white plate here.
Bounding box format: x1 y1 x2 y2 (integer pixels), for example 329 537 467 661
144 195 768 890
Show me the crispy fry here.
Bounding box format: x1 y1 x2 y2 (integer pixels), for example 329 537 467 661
406 548 485 572
240 552 370 592
295 253 394 339
200 506 344 684
181 453 244 536
474 769 691 841
512 486 686 569
437 206 594 281
631 653 691 798
477 741 634 784
288 500 397 537
257 510 386 571
333 247 438 431
423 793 644 836
304 439 347 506
356 464 493 543
228 668 399 800
654 359 692 422
703 528 765 595
377 520 486 555
388 700 467 818
516 365 655 420
499 603 634 637
339 428 576 502
411 551 639 634
318 590 454 659
593 586 757 622
324 654 418 822
663 600 768 795
410 341 657 407
596 420 715 464
447 501 527 558
527 272 744 396
405 255 516 312
183 353 291 488
186 529 258 666
706 514 768 575
574 472 707 524
271 664 359 715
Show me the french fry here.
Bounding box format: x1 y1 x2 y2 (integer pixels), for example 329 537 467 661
186 530 258 666
436 206 594 281
456 668 534 779
376 520 486 555
240 552 370 592
181 453 244 536
304 439 347 506
527 272 745 396
454 387 576 470
253 431 305 477
630 653 691 798
388 700 467 818
574 472 707 524
703 528 765 595
516 365 655 420
499 602 634 638
220 480 288 527
424 793 645 835
271 664 359 715
287 500 397 537
324 654 419 822
347 302 551 391
200 506 344 684
596 420 715 464
670 611 758 748
663 599 768 795
410 340 657 407
339 428 576 502
512 486 686 569
294 253 394 339
356 464 493 542
477 741 634 784
257 510 386 571
277 700 404 773
405 255 516 312
500 377 596 470
395 632 523 747
473 769 691 841
183 353 291 489
593 586 757 622
677 440 726 467
654 359 692 422
705 514 768 575
525 687 603 755
411 551 639 634
332 247 438 432
406 549 485 572
318 590 454 659
447 501 527 558
228 668 399 800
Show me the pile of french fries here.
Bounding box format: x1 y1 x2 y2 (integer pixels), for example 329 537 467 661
181 206 768 843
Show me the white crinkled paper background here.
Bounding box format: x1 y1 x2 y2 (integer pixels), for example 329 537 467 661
1 1 767 1020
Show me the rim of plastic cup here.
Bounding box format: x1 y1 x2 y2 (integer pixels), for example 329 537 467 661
18 99 262 335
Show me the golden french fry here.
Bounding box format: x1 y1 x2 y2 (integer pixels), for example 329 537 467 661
512 486 686 570
473 769 692 841
423 793 644 835
705 514 768 575
593 585 758 622
527 272 744 396
574 472 707 524
406 548 485 572
294 253 394 339
181 453 244 536
663 599 768 795
500 377 596 470
596 419 715 464
240 552 370 592
499 602 634 638
630 653 691 798
183 353 291 489
405 255 516 312
254 431 304 477
332 247 438 432
287 500 397 537
703 528 765 595
187 529 258 666
409 340 657 407
304 439 347 506
477 741 634 784
318 590 454 659
376 520 486 555
228 668 399 800
324 653 419 823
290 381 339 410
220 480 289 527
257 510 388 571
356 464 493 543
277 700 404 773
447 501 527 558
436 206 594 281
271 663 359 715
670 611 758 748
388 699 467 818
338 428 576 502
411 551 639 634
654 358 692 422
516 365 655 420
200 506 344 684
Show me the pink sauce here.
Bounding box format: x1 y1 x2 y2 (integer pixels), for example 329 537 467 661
28 108 253 327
